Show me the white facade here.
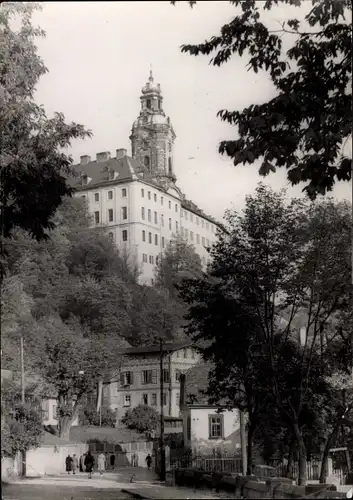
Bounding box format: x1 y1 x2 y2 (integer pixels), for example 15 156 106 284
42 398 79 427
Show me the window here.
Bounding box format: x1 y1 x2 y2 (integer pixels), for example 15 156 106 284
42 400 49 421
108 232 114 241
162 393 167 406
144 156 150 169
175 369 181 382
142 230 146 242
122 230 128 242
149 232 152 244
184 228 188 239
122 188 127 198
161 214 164 227
176 393 180 407
169 218 172 230
163 369 170 383
176 221 179 233
141 188 145 198
124 395 131 407
148 191 151 200
209 414 224 439
196 234 200 244
196 217 199 226
142 369 157 385
202 237 205 246
162 237 165 248
149 255 154 265
141 207 145 220
154 211 158 224
94 211 100 224
154 193 157 202
147 99 151 109
168 201 171 209
108 209 114 222
156 256 159 265
151 394 157 406
122 206 127 220
206 222 209 230
168 158 173 176
142 394 148 405
94 193 99 202
142 253 147 263
175 204 178 212
148 209 151 222
121 372 133 386
202 220 205 228
185 211 188 220
155 234 158 246
190 231 194 241
108 190 113 200
190 214 193 222
161 196 164 205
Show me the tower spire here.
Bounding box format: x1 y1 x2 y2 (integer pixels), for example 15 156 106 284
149 64 153 81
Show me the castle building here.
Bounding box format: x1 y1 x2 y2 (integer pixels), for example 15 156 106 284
71 71 222 285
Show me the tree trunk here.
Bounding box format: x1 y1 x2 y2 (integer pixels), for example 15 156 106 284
292 422 307 486
286 439 295 478
246 422 254 475
320 425 340 483
59 415 72 440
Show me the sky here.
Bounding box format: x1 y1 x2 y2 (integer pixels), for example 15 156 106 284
33 1 351 222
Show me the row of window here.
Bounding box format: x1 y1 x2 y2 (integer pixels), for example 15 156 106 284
91 189 127 203
142 254 158 265
181 210 215 233
181 228 210 246
142 231 166 248
141 208 179 232
120 367 194 388
94 207 127 224
123 391 177 407
108 230 128 242
141 189 178 213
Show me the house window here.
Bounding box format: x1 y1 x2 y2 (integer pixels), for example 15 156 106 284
163 369 170 383
185 211 188 220
202 220 205 228
122 206 127 220
175 369 181 382
108 232 114 242
108 190 113 200
142 230 146 242
202 237 205 246
161 214 164 227
151 394 157 406
175 204 178 212
147 99 151 109
149 232 152 244
162 237 165 248
190 231 194 241
94 193 99 202
141 188 145 198
94 211 100 224
149 255 154 265
156 255 159 265
176 393 180 407
142 394 148 405
122 188 127 198
108 209 114 222
121 372 132 386
161 196 164 205
209 414 224 439
176 221 179 233
154 211 158 224
122 230 128 242
155 234 158 246
42 400 49 421
190 214 193 222
196 234 200 244
168 201 171 209
142 370 157 385
184 228 188 239
124 395 131 407
169 218 172 230
206 222 209 230
148 191 151 200
148 209 151 222
142 253 147 263
141 207 145 220
162 393 167 406
154 193 157 202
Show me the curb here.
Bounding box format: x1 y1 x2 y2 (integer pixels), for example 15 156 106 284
121 489 152 499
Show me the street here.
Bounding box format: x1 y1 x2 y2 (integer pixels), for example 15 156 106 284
2 484 129 500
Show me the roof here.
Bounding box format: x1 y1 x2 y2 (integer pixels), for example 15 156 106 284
184 361 214 405
120 342 194 356
69 426 147 444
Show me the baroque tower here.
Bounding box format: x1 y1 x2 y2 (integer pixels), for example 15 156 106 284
130 71 176 183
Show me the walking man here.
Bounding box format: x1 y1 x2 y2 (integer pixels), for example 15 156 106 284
84 451 94 479
145 453 152 471
72 454 78 475
65 454 73 474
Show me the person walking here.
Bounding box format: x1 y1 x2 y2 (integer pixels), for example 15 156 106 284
79 453 86 473
72 454 79 475
110 453 115 470
65 454 73 474
84 451 95 479
145 453 152 471
98 452 106 476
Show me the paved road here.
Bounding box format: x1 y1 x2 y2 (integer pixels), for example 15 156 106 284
2 483 130 499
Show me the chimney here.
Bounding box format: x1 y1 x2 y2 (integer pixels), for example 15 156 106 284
179 373 186 410
96 151 111 163
80 155 91 165
116 148 127 159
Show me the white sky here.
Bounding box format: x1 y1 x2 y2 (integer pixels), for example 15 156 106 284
33 1 351 221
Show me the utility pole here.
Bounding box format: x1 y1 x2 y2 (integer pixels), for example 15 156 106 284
159 337 165 481
20 333 26 477
240 410 247 476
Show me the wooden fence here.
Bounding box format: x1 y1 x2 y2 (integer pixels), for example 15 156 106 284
170 453 242 474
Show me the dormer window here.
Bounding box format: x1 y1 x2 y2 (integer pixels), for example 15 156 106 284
81 174 91 186
108 169 115 180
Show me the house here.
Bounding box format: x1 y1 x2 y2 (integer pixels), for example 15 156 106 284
179 363 242 453
70 71 225 286
104 343 201 422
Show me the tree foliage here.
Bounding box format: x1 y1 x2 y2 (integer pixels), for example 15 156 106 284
174 0 352 198
122 404 159 434
0 2 92 240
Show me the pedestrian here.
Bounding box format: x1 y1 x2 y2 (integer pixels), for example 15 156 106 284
65 454 73 474
79 453 86 472
98 452 105 476
84 451 95 479
72 454 79 475
145 453 152 471
110 453 115 470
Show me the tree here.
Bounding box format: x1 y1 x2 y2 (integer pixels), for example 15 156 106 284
173 0 352 198
122 405 159 434
0 2 92 241
179 184 352 485
78 397 116 428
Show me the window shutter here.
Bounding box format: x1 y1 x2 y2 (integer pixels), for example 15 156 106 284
152 370 157 384
130 372 134 385
120 373 124 386
208 415 212 439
